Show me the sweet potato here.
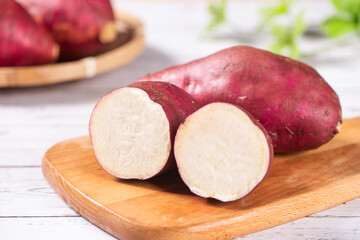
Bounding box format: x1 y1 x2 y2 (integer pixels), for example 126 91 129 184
17 0 116 61
137 46 342 152
174 102 273 202
89 81 200 180
0 0 58 66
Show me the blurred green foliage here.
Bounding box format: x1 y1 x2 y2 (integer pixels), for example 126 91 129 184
259 0 306 58
268 12 306 58
207 0 227 32
205 0 360 59
321 0 360 38
258 0 293 29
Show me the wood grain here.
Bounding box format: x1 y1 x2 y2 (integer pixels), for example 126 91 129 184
0 167 77 217
1 215 359 240
0 10 145 87
2 166 359 218
42 117 360 240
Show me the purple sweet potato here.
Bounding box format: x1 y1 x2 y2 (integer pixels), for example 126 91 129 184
17 0 116 61
137 46 342 153
0 0 58 66
89 81 200 180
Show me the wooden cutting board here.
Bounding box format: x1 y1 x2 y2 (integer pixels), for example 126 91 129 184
42 117 360 240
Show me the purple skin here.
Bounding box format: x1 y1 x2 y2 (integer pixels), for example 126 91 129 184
127 81 201 174
137 46 342 153
0 0 58 66
236 105 274 178
89 81 200 177
17 0 115 61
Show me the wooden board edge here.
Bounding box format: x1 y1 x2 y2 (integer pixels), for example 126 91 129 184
41 139 185 240
41 136 360 240
42 148 128 239
191 174 360 239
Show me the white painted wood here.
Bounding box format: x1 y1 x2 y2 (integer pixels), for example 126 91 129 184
0 53 177 166
0 217 115 240
1 216 359 240
2 165 360 218
1 1 360 239
240 216 360 240
0 168 77 217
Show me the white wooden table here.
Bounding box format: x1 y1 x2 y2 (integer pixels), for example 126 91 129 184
1 1 360 239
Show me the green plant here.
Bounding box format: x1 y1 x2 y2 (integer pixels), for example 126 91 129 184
206 0 227 32
258 0 293 29
259 0 307 58
321 0 360 38
268 11 306 58
205 0 360 58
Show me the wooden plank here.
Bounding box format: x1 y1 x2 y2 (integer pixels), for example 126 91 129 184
42 118 360 240
241 216 360 240
311 200 360 217
1 167 359 218
0 217 115 240
0 167 77 217
1 216 359 240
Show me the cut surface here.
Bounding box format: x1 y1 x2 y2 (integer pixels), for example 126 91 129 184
174 103 271 202
90 87 171 179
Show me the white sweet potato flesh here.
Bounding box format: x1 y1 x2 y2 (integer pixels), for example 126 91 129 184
89 82 200 180
174 103 273 202
90 87 171 179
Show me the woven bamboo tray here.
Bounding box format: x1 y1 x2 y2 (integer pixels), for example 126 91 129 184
0 10 145 87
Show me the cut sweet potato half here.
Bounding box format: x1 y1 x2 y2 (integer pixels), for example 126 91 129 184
174 103 273 202
89 81 199 180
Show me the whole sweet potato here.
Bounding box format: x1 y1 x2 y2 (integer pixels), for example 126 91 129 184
0 0 58 66
137 46 342 152
89 81 200 180
17 0 116 61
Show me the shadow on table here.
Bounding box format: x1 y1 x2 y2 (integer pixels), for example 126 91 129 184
116 143 360 213
0 46 177 107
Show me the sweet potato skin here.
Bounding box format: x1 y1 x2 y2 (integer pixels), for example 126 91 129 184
0 0 58 66
89 81 200 177
17 0 116 61
137 46 342 152
128 81 201 174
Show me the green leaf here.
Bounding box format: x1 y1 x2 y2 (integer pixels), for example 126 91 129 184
321 16 357 38
331 0 360 18
357 12 360 34
269 42 286 54
206 0 227 32
208 5 216 15
259 3 287 20
292 12 306 37
270 25 292 56
267 11 307 59
259 0 294 29
271 25 288 40
289 44 301 58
